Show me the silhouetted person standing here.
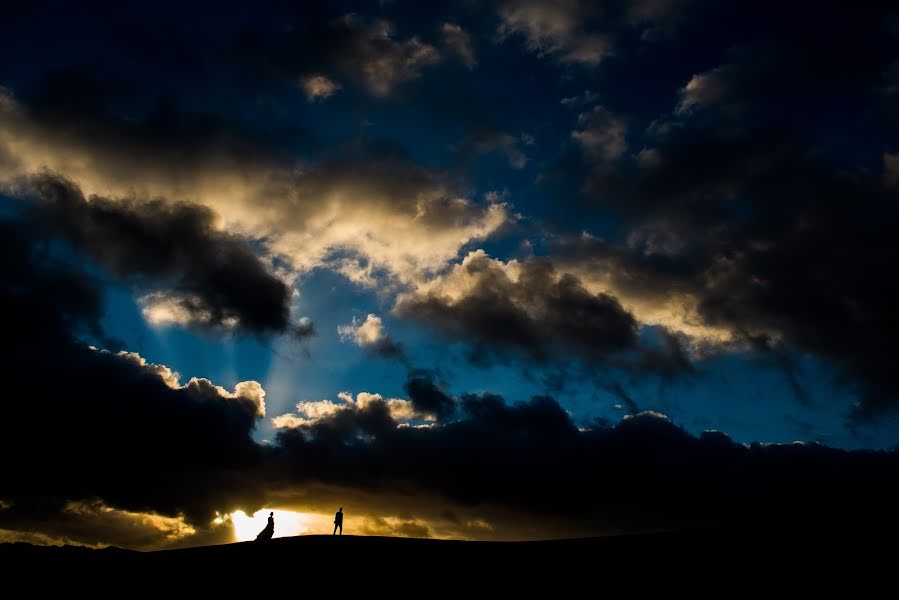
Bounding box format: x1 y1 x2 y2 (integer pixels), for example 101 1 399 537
256 512 274 542
333 507 343 535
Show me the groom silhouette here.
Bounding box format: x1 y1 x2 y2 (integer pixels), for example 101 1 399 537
333 508 343 535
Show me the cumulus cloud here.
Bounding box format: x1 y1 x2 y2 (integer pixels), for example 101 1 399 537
0 218 268 535
22 173 301 336
272 413 308 429
299 74 341 101
441 23 476 69
275 391 899 535
395 250 640 365
4 223 899 548
272 389 435 429
404 372 456 421
0 85 508 290
557 28 899 416
338 314 403 359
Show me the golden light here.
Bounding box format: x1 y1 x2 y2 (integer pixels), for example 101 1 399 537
230 509 316 542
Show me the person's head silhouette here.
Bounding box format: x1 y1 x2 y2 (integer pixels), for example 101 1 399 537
270 512 274 517
339 507 343 512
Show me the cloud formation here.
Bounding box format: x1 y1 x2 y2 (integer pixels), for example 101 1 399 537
396 250 639 365
338 314 403 359
3 0 899 551
441 23 476 69
572 106 627 162
299 74 341 102
3 221 898 548
24 173 301 336
497 0 612 66
0 219 267 535
275 392 899 534
335 15 441 97
0 83 508 290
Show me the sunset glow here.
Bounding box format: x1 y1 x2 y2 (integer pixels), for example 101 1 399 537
2 0 899 555
230 509 317 542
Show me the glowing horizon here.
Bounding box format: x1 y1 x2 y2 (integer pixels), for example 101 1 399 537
230 509 323 542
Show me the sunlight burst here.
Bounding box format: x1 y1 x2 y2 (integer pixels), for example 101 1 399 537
230 509 313 542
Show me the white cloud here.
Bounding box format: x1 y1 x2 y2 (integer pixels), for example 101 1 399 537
138 292 240 329
271 390 435 429
0 90 509 291
296 399 345 420
338 314 388 347
272 413 307 429
110 349 266 416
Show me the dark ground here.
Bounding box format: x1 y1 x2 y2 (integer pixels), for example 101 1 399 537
2 528 891 592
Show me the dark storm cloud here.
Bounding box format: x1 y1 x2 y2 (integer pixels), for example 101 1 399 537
25 173 304 336
9 63 307 173
0 217 266 530
562 141 899 418
396 254 639 366
276 393 899 531
3 0 899 550
3 213 898 544
547 1 899 418
404 371 456 421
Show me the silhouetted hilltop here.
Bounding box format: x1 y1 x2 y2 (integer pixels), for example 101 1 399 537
2 528 892 591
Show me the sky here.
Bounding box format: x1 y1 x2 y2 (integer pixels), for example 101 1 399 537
2 0 899 550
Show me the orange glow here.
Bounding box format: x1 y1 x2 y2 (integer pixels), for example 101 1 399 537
230 509 316 542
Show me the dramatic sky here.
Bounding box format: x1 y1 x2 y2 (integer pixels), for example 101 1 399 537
2 0 899 549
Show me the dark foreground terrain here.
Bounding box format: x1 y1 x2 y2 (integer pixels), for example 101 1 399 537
2 528 891 592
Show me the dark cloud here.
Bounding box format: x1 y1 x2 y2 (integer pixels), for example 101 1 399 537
25 173 306 336
3 0 899 550
404 371 456 421
3 221 898 545
544 0 899 418
440 23 476 69
7 63 307 175
454 128 529 170
395 252 693 378
276 393 899 532
396 254 639 366
231 9 441 98
0 217 267 534
560 140 899 419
